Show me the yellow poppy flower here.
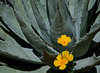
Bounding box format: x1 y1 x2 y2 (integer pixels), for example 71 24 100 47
54 50 74 70
57 35 71 46
54 54 68 70
62 50 74 62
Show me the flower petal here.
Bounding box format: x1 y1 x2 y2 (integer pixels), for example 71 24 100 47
59 64 66 70
57 54 63 61
57 38 62 44
61 35 67 39
62 50 69 58
66 37 71 42
68 54 74 62
54 60 61 67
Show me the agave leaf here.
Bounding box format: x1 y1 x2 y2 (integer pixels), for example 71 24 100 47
22 0 50 36
92 10 100 27
0 62 6 66
11 0 44 46
0 40 41 63
58 0 74 28
88 0 95 10
46 0 56 25
30 0 51 45
89 41 99 50
96 65 100 73
94 11 100 24
87 0 100 32
41 50 58 70
0 25 15 42
0 17 34 48
52 0 57 12
0 40 46 71
34 0 50 30
93 31 100 42
35 0 50 30
88 0 100 23
0 22 9 32
11 0 44 44
73 54 100 72
15 13 58 56
40 0 45 5
73 23 100 58
92 12 100 42
21 0 42 34
77 40 99 59
58 0 75 45
0 2 27 41
33 0 50 29
80 0 89 37
50 9 72 41
0 66 50 73
50 8 75 52
0 2 32 48
68 0 77 20
10 0 32 29
74 0 89 41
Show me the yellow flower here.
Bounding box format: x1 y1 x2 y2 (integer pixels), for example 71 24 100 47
54 54 68 70
57 35 71 46
54 50 74 70
62 50 74 62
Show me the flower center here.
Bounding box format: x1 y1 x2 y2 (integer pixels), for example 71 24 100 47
63 40 66 44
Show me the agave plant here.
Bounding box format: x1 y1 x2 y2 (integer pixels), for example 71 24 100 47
0 0 100 73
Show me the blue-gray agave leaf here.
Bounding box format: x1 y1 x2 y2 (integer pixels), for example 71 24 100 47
30 0 51 45
73 23 100 58
74 0 89 42
50 8 74 52
15 13 58 56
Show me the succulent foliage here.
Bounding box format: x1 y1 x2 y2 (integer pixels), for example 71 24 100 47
0 0 100 73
